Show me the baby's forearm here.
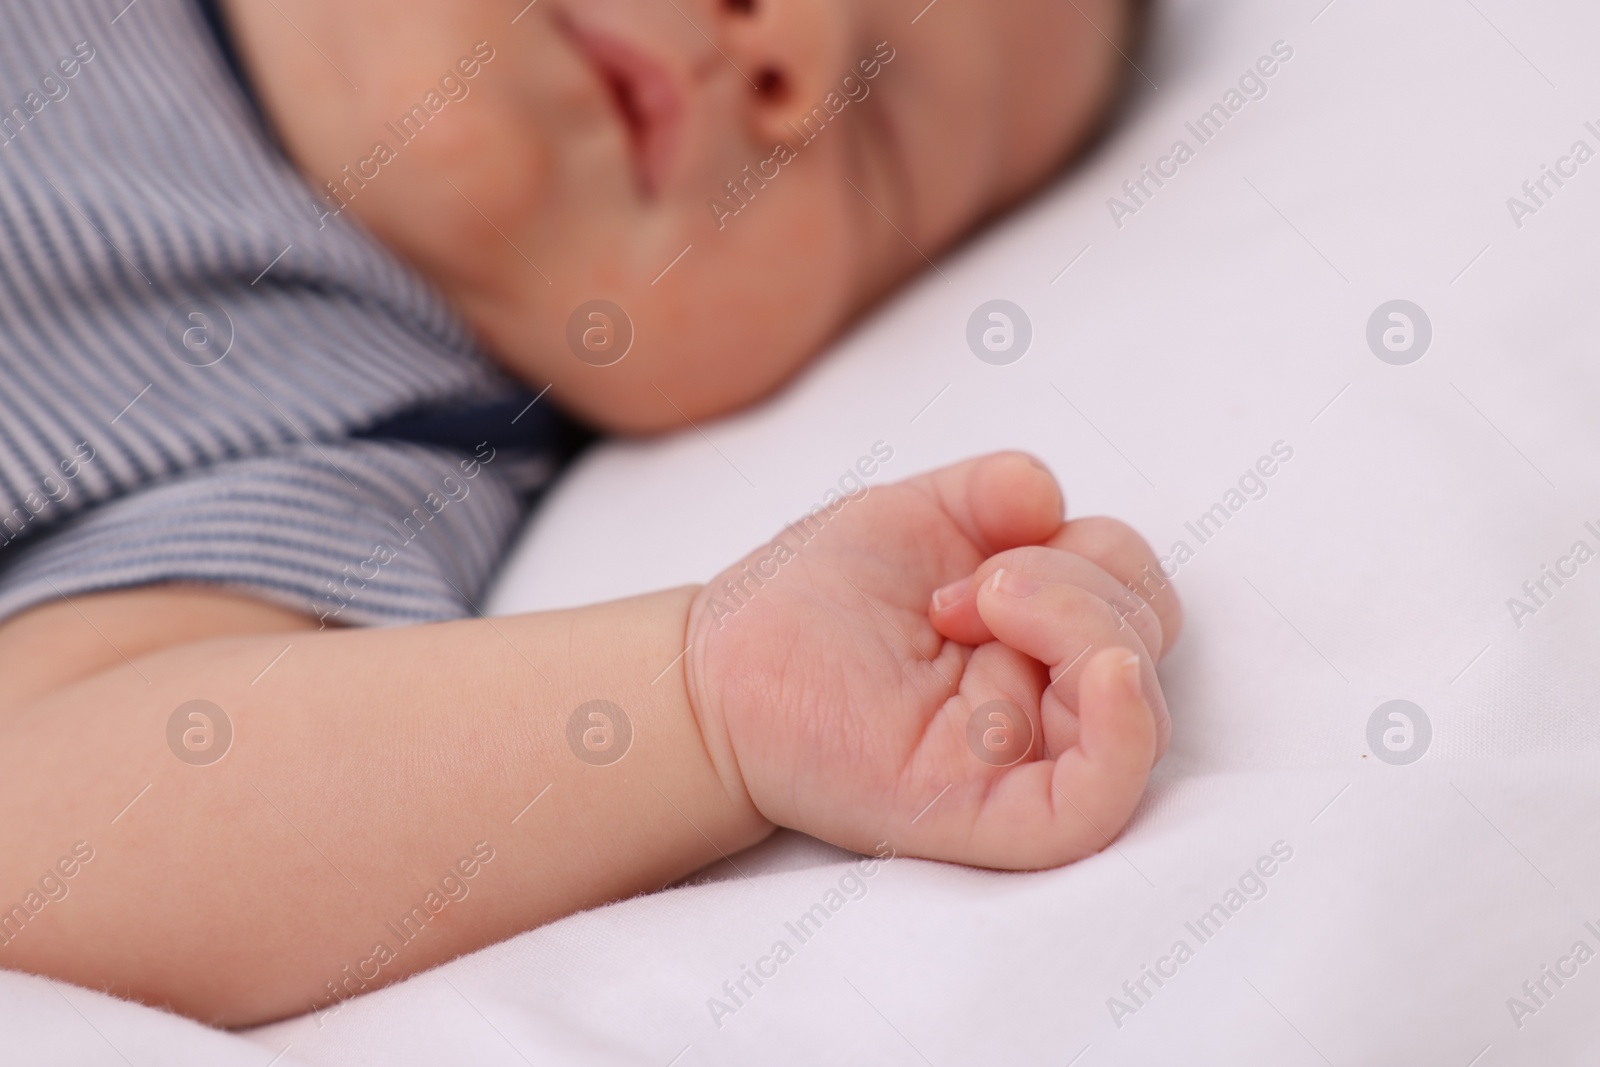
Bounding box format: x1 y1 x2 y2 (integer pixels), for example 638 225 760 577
0 587 771 1026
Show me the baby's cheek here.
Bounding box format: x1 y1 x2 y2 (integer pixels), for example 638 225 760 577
364 112 546 294
423 101 546 231
690 177 858 342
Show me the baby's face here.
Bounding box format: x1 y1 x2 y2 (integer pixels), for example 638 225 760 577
235 0 1131 428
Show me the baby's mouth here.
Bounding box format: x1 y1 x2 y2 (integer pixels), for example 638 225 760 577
557 15 685 197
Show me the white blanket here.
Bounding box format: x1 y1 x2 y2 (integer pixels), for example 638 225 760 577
10 0 1600 1061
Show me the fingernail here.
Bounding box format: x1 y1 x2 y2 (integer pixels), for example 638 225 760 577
1120 652 1143 700
931 575 972 613
990 568 1041 598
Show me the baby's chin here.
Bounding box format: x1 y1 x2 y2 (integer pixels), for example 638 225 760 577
460 257 849 434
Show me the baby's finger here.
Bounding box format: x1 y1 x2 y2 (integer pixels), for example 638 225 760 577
958 647 1156 870
931 546 1162 661
922 451 1063 557
972 569 1170 758
1047 517 1184 655
1046 647 1159 862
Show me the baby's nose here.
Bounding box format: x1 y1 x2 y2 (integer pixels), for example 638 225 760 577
714 0 853 146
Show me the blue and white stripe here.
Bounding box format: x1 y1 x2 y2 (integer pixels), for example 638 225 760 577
0 0 551 626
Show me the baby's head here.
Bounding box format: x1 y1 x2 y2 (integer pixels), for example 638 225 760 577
231 0 1144 429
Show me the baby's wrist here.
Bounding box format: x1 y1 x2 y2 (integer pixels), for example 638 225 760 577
558 585 772 871
680 584 774 837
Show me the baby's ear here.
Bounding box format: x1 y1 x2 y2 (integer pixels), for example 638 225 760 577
928 452 1064 556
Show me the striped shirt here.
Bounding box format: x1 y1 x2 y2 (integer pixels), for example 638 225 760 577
0 0 581 627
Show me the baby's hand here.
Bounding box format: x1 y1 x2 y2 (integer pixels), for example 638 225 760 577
685 453 1182 869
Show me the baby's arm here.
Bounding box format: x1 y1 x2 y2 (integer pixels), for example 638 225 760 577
0 584 771 1026
0 452 1178 1027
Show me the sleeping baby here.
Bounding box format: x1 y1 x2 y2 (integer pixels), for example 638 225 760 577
0 0 1179 1026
